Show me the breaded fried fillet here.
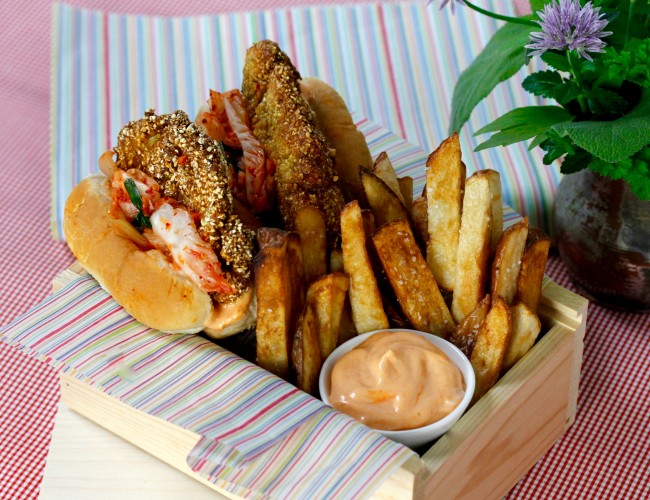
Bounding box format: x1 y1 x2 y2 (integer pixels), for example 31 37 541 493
242 41 345 238
113 109 254 301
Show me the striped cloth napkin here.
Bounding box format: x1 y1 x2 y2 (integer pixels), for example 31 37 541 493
1 275 415 498
51 1 556 240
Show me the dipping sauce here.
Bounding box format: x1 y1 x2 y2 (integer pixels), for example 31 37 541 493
329 331 465 431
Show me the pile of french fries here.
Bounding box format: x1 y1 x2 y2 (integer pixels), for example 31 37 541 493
254 133 550 404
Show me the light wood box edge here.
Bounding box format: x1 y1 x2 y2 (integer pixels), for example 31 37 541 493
52 265 587 499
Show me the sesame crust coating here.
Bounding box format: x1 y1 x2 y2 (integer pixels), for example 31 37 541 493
113 109 254 301
242 41 345 237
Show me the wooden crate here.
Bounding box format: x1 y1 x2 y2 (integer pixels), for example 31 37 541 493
53 263 587 499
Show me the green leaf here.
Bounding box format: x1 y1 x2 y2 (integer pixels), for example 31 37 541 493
540 130 576 164
449 22 536 134
529 133 548 150
541 51 571 72
589 150 650 200
475 106 572 135
554 80 581 106
586 88 630 117
522 70 565 99
560 150 591 174
529 0 554 13
552 89 650 163
124 178 151 230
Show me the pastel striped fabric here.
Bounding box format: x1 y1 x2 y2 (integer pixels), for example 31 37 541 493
51 1 556 240
0 275 414 499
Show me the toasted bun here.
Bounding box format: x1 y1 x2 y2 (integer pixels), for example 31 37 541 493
300 77 372 202
64 174 255 335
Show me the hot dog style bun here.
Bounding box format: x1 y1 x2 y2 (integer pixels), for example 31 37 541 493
64 110 257 338
299 77 373 203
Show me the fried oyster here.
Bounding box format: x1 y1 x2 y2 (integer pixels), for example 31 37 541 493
242 40 345 238
113 109 254 301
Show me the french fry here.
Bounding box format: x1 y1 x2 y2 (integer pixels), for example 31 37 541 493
502 302 542 371
491 217 529 305
255 228 304 378
373 151 406 204
329 248 344 273
360 167 411 227
474 169 503 253
295 205 327 283
341 200 389 333
470 296 511 403
411 195 428 245
398 176 414 213
449 294 491 358
291 302 321 396
306 272 349 361
425 133 464 292
452 173 493 323
373 219 455 338
337 298 357 346
515 227 551 314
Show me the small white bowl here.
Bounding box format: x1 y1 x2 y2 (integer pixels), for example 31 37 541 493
319 328 475 449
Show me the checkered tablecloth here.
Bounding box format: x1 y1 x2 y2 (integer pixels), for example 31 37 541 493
1 1 648 499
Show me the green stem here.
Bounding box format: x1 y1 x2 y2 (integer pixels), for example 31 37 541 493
567 51 588 114
462 0 537 27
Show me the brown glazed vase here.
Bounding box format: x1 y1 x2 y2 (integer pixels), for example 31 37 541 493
553 169 650 311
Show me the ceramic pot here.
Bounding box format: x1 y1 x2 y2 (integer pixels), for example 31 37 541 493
553 169 650 311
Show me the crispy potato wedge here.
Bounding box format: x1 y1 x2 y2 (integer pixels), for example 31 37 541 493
329 248 344 273
255 228 304 378
470 296 511 403
337 297 357 346
306 272 349 361
291 302 321 396
503 302 542 371
425 133 464 292
295 205 327 283
450 294 491 358
341 200 389 333
373 151 406 204
411 195 428 245
398 176 414 213
491 217 529 305
452 173 493 323
473 169 503 253
373 219 455 338
360 167 411 227
515 227 551 314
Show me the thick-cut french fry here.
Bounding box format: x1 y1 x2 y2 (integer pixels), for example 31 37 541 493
411 195 428 245
295 205 327 283
329 248 344 273
470 296 511 403
291 302 321 396
306 272 349 361
474 169 503 253
398 176 414 212
341 200 389 333
373 151 405 204
452 173 493 323
373 219 455 338
503 302 542 371
515 227 551 314
255 228 304 378
450 294 491 358
491 217 529 305
425 133 464 292
360 168 411 227
337 297 357 346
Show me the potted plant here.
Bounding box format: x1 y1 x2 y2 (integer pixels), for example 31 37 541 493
441 0 650 311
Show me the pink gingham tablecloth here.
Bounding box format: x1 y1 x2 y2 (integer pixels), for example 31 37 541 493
0 1 648 498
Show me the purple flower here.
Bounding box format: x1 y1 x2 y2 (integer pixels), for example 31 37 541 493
526 0 612 61
437 0 466 14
